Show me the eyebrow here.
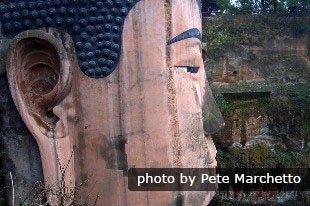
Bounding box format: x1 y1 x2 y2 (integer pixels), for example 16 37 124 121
167 28 202 45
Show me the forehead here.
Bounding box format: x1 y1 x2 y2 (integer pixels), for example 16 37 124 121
170 0 202 36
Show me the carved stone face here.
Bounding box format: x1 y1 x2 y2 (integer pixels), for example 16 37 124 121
2 0 223 205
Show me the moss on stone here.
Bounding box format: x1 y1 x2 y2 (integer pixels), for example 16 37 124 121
203 16 309 52
217 144 310 168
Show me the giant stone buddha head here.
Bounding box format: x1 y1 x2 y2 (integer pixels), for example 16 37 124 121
0 0 224 205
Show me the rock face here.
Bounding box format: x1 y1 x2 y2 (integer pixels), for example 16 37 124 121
0 77 43 205
205 16 309 205
213 93 272 148
0 1 222 205
204 16 309 85
1 23 43 206
207 35 309 84
205 16 309 149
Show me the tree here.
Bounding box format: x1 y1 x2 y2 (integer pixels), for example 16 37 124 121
288 0 310 12
202 0 234 12
202 0 307 14
215 0 234 11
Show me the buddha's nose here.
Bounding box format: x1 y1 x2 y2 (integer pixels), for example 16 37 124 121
202 80 225 135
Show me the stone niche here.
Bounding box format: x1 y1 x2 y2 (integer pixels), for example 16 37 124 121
213 92 271 148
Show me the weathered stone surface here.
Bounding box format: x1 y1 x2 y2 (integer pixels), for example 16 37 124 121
206 16 309 205
1 0 221 205
213 94 271 148
205 17 309 88
0 77 43 205
207 16 309 150
0 26 9 77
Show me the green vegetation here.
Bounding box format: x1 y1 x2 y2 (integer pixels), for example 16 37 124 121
203 6 309 206
214 94 236 113
203 17 310 60
269 84 310 142
202 0 310 14
213 83 310 144
210 192 310 206
217 144 310 168
211 81 272 95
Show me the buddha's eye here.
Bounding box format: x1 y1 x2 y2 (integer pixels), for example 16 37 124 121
175 66 199 74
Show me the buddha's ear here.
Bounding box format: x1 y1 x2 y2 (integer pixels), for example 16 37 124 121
6 30 75 204
7 31 72 137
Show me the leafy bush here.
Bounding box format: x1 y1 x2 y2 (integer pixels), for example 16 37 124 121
217 144 310 168
203 17 309 60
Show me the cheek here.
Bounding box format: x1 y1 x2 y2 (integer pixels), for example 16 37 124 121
172 69 207 167
172 70 206 145
174 71 202 114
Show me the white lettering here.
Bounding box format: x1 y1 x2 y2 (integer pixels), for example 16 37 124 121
201 174 230 183
137 173 175 186
234 173 301 184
